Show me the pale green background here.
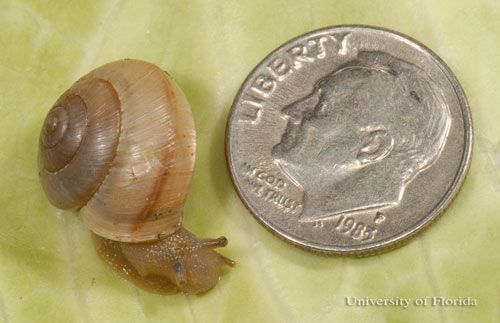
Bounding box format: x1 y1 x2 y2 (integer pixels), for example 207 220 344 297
0 1 498 322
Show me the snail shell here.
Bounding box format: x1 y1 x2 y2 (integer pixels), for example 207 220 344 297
38 60 233 294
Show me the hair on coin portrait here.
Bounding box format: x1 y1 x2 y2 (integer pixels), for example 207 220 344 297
272 51 451 222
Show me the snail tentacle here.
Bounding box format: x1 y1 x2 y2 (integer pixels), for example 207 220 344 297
219 254 236 267
200 236 229 248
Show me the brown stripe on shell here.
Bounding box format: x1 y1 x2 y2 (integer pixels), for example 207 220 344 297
131 71 197 238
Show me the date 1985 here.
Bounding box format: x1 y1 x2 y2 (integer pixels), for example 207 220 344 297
334 215 377 241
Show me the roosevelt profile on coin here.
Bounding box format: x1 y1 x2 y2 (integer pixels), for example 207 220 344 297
272 51 452 222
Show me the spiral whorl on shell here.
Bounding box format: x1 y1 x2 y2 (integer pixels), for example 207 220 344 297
38 60 196 243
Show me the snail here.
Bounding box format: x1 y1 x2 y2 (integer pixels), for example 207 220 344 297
38 59 234 294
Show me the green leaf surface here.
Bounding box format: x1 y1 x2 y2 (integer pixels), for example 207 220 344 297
0 1 499 322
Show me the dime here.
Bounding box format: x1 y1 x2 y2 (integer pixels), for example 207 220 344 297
226 26 472 255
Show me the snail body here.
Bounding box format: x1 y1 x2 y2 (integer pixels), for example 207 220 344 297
38 60 233 294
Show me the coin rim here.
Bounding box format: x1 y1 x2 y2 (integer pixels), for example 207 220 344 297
225 24 473 255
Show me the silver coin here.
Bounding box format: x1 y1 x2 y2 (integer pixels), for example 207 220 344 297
226 25 472 255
